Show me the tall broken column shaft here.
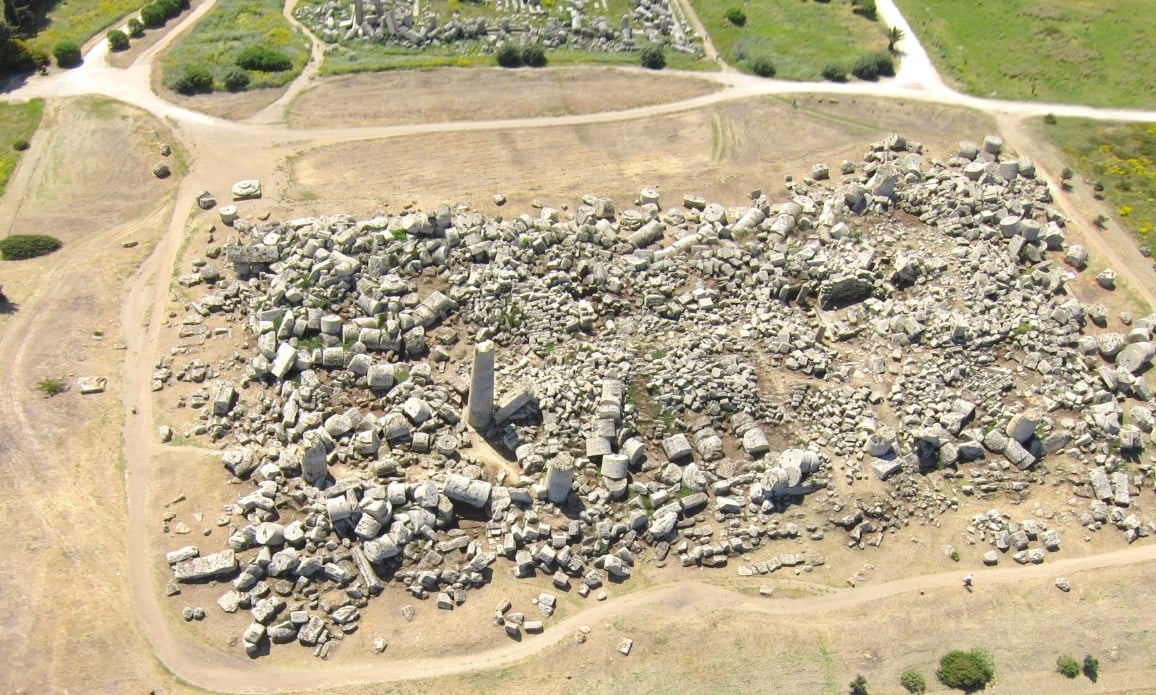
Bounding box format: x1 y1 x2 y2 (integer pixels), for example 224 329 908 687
466 340 495 429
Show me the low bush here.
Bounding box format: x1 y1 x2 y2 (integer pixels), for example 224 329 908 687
127 18 145 38
222 65 250 91
157 0 181 18
750 55 776 77
107 29 130 52
495 42 521 68
36 377 67 397
822 63 847 82
236 45 293 71
852 0 878 20
13 139 30 151
937 648 995 691
724 7 746 26
140 3 167 28
849 674 869 695
852 52 894 81
170 64 213 94
900 669 926 694
640 44 665 70
0 234 63 260
1083 654 1099 680
1057 655 1080 678
52 40 82 68
520 44 546 68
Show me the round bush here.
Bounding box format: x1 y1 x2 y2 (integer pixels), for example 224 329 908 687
223 66 250 92
852 52 893 81
170 65 213 95
107 29 129 52
235 45 293 72
0 234 63 260
640 44 665 70
53 40 81 68
495 42 521 68
750 55 776 77
1057 655 1080 679
126 18 144 38
937 648 995 691
821 63 847 82
13 139 30 151
724 7 746 26
156 0 180 19
900 669 926 694
520 44 546 68
140 4 167 28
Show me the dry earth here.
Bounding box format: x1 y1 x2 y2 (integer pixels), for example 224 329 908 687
3 12 1156 692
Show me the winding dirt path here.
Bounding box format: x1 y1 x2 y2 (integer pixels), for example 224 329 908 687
4 2 1156 692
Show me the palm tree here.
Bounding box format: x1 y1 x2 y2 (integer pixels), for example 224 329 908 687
887 26 906 54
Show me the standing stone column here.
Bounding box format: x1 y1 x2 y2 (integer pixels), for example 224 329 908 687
545 454 574 505
466 340 495 429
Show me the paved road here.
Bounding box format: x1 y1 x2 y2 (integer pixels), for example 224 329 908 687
4 2 1156 692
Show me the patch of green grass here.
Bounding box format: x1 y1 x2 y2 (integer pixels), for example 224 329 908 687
689 0 888 80
894 0 1156 109
29 0 145 55
162 0 310 91
0 99 45 199
1036 118 1156 250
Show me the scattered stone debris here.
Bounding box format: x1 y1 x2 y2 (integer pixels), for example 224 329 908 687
1055 576 1071 592
231 179 262 201
77 376 107 394
162 133 1156 658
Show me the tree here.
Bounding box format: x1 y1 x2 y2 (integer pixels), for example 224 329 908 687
900 669 927 694
52 40 81 68
936 648 995 691
127 17 144 38
140 4 167 28
1056 655 1079 678
156 0 180 19
640 44 665 70
724 7 746 26
1082 654 1099 681
849 674 869 695
107 29 129 52
520 43 546 68
495 42 521 68
887 26 905 54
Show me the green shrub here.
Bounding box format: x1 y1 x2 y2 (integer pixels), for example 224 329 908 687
852 52 894 81
724 7 746 26
852 0 878 20
936 648 995 691
53 40 82 68
495 42 521 68
640 44 665 70
849 674 869 695
1082 654 1099 681
1043 113 1058 125
170 65 213 94
36 377 67 397
107 29 130 52
822 63 847 82
0 234 63 260
750 55 776 77
236 45 292 71
1056 655 1079 678
127 18 145 38
157 0 181 18
520 44 546 68
222 65 250 91
900 669 926 694
950 549 960 562
13 139 30 151
140 4 167 28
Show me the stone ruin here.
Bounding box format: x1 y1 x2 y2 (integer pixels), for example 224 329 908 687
295 0 702 57
160 132 1156 657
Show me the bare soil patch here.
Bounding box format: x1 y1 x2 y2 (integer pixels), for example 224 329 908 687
286 67 722 129
282 95 993 218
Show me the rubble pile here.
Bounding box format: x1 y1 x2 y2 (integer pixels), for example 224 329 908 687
162 133 1155 657
295 0 702 57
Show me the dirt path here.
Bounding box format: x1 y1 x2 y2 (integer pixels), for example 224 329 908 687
4 2 1156 692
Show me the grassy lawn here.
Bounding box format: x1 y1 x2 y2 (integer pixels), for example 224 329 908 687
28 0 144 55
0 99 46 199
895 0 1156 109
1037 118 1156 251
688 0 889 79
161 0 310 91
